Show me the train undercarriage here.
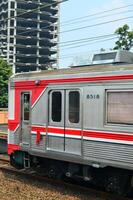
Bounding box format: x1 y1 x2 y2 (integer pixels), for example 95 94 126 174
10 150 133 196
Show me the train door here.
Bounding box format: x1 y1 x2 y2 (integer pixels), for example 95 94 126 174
20 92 31 146
65 90 82 155
47 90 65 151
47 89 82 155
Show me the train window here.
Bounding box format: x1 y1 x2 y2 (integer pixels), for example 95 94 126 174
69 91 80 123
107 91 133 125
52 92 62 122
23 93 30 121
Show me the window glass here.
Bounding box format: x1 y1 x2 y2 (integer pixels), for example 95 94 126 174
23 93 30 121
69 91 80 123
107 91 133 124
11 2 15 9
52 92 62 122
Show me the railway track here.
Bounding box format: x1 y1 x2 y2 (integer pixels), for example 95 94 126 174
0 155 9 164
0 155 131 200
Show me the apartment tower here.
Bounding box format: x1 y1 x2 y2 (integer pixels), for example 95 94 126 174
0 0 59 73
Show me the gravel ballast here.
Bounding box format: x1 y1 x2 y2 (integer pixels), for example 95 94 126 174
0 170 106 200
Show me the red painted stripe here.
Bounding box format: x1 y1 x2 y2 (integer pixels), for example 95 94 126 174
32 126 133 142
8 144 20 155
83 130 133 142
34 127 80 136
15 82 47 109
48 127 64 134
10 123 133 143
15 74 133 88
65 129 81 136
46 74 133 84
32 126 46 132
48 127 133 142
8 120 19 131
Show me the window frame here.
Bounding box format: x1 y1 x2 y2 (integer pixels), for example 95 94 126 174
106 89 133 126
21 92 31 123
51 91 62 123
68 90 80 124
49 90 64 126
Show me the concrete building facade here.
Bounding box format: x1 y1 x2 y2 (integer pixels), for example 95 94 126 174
0 0 59 73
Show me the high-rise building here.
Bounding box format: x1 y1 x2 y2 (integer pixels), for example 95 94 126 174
0 0 59 73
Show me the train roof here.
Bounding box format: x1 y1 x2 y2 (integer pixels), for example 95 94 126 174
13 63 133 81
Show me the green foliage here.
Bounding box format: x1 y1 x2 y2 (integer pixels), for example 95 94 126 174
114 24 133 51
0 59 12 108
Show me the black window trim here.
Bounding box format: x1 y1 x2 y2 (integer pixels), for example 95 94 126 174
68 90 80 125
21 92 31 123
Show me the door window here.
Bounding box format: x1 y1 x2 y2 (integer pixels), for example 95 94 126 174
51 91 62 122
69 91 80 123
23 93 30 121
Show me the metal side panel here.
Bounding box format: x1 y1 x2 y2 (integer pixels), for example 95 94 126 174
47 136 64 151
31 134 46 151
65 138 81 155
83 140 133 164
8 128 20 145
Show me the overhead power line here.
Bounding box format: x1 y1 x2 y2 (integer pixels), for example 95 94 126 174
16 13 133 39
7 2 132 38
61 9 133 27
61 3 133 25
16 7 133 37
59 34 116 47
60 15 133 33
61 37 118 50
59 33 115 44
0 0 68 23
60 49 100 58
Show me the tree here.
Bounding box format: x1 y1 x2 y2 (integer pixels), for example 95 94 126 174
114 24 133 51
0 59 12 108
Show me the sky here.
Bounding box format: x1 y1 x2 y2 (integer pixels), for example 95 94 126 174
59 0 133 68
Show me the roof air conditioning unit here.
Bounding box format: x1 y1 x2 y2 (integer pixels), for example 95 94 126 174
92 50 133 65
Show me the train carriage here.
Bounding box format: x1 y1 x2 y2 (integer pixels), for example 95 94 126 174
8 58 133 194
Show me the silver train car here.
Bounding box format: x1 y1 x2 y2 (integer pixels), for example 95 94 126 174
8 63 133 194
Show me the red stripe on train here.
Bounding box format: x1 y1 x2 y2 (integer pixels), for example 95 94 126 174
9 123 133 143
83 130 133 141
65 129 81 136
48 127 133 142
48 127 64 134
8 144 20 155
8 120 19 131
32 126 133 142
32 126 46 132
15 74 133 87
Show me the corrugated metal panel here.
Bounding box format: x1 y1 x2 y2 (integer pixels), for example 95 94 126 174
83 140 133 163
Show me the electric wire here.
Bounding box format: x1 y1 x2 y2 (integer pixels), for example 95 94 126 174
61 9 133 27
59 34 116 47
60 34 115 44
0 0 68 23
16 7 133 37
0 1 132 43
61 37 118 50
60 15 133 33
0 0 131 63
61 3 133 25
